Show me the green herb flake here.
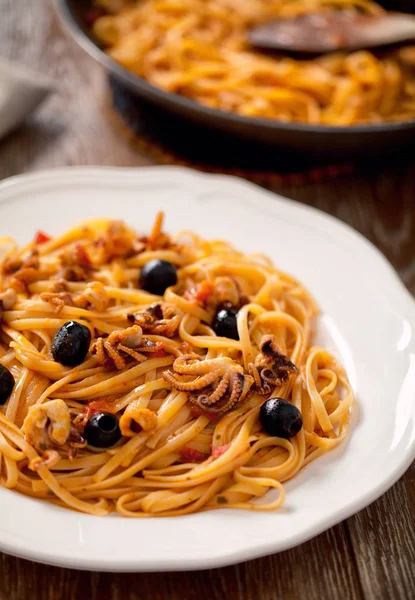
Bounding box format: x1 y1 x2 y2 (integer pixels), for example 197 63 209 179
217 496 228 504
215 434 220 440
39 443 48 451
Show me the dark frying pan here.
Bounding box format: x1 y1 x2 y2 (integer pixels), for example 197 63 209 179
54 0 415 156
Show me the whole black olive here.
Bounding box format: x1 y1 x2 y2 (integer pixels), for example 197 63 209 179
84 412 122 448
139 259 177 295
260 398 303 439
212 307 239 340
0 364 15 405
52 321 91 366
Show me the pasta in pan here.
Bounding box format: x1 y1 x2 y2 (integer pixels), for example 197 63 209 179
0 213 353 516
91 0 415 126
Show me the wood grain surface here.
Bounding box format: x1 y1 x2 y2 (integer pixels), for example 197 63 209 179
0 1 414 599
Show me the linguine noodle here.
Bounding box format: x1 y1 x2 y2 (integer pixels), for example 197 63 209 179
0 214 353 516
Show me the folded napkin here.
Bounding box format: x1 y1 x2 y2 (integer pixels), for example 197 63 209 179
0 58 54 140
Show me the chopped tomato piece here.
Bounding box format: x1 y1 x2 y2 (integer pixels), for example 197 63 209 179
87 399 118 414
195 280 214 303
183 280 214 305
34 230 51 244
180 447 206 463
212 443 231 459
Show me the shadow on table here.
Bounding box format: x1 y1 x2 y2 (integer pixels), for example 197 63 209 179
105 76 415 188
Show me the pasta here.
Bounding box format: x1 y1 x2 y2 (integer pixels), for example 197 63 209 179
0 213 353 517
91 0 415 126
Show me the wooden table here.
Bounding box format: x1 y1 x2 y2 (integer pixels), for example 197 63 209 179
0 1 414 599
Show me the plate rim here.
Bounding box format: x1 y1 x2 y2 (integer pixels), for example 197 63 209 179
0 165 414 572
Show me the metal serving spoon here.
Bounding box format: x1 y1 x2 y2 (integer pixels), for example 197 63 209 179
248 11 415 54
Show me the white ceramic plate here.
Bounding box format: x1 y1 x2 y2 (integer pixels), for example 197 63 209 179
0 167 414 572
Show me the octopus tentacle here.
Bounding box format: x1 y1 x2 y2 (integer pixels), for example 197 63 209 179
117 345 147 363
193 373 251 416
92 325 164 370
248 362 262 388
29 449 61 471
172 355 238 376
129 303 181 338
227 373 246 408
164 353 252 417
134 343 163 354
104 341 126 370
163 369 220 391
93 338 106 366
171 355 207 375
197 372 230 406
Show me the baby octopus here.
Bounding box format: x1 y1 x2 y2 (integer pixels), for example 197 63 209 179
23 399 86 469
127 303 181 338
92 325 163 370
2 251 40 293
40 281 110 313
249 335 298 395
163 355 253 416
